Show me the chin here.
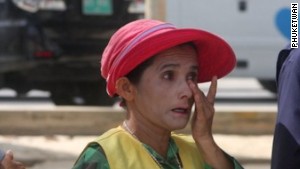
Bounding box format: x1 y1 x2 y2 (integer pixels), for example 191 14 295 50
170 121 189 131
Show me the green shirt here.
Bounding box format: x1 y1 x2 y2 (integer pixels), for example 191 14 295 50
72 138 244 169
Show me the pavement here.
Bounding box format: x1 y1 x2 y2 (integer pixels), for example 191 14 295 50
0 134 272 169
0 105 277 135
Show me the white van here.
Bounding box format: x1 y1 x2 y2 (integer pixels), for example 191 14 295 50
163 0 292 92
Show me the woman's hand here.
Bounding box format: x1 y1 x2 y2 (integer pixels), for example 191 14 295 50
188 76 217 142
0 150 26 169
188 76 233 169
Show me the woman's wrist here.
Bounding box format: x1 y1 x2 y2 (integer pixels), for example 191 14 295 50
196 139 234 169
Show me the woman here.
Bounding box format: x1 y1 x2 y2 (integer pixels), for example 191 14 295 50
73 19 243 169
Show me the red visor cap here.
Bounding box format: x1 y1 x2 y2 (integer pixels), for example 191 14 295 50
101 19 236 97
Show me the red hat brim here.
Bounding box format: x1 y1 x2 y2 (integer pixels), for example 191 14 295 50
101 20 236 96
121 28 236 82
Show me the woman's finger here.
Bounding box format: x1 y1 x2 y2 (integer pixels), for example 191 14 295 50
188 80 212 119
207 76 217 105
188 80 204 108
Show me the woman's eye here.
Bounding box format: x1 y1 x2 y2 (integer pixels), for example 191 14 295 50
187 73 197 82
163 71 174 80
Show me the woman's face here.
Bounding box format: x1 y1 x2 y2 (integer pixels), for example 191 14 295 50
131 44 198 131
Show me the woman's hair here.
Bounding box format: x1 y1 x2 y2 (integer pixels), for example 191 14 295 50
126 57 155 85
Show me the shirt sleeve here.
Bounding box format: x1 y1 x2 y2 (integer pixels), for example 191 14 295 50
72 143 110 169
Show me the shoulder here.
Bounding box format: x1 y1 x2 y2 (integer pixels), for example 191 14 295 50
289 48 300 62
72 143 109 169
95 126 128 144
282 47 300 69
280 48 300 78
97 126 125 139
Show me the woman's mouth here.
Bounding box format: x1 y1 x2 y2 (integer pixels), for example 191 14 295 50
171 108 189 115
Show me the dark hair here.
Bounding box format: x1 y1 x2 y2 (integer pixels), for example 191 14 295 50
126 56 155 85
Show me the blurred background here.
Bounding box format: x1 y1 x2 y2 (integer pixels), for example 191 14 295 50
0 0 294 168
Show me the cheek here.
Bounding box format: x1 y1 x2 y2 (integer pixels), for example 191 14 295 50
137 78 170 102
139 79 162 98
146 76 174 92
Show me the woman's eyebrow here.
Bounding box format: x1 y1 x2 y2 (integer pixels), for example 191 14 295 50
158 64 199 71
190 65 199 71
158 63 180 71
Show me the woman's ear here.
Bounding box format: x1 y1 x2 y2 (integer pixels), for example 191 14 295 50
115 77 135 101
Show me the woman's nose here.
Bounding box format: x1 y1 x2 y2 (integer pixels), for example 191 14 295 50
178 80 193 99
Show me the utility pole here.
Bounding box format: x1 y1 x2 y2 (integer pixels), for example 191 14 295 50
145 0 166 21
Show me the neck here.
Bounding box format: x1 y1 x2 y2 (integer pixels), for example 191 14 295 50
123 120 171 158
